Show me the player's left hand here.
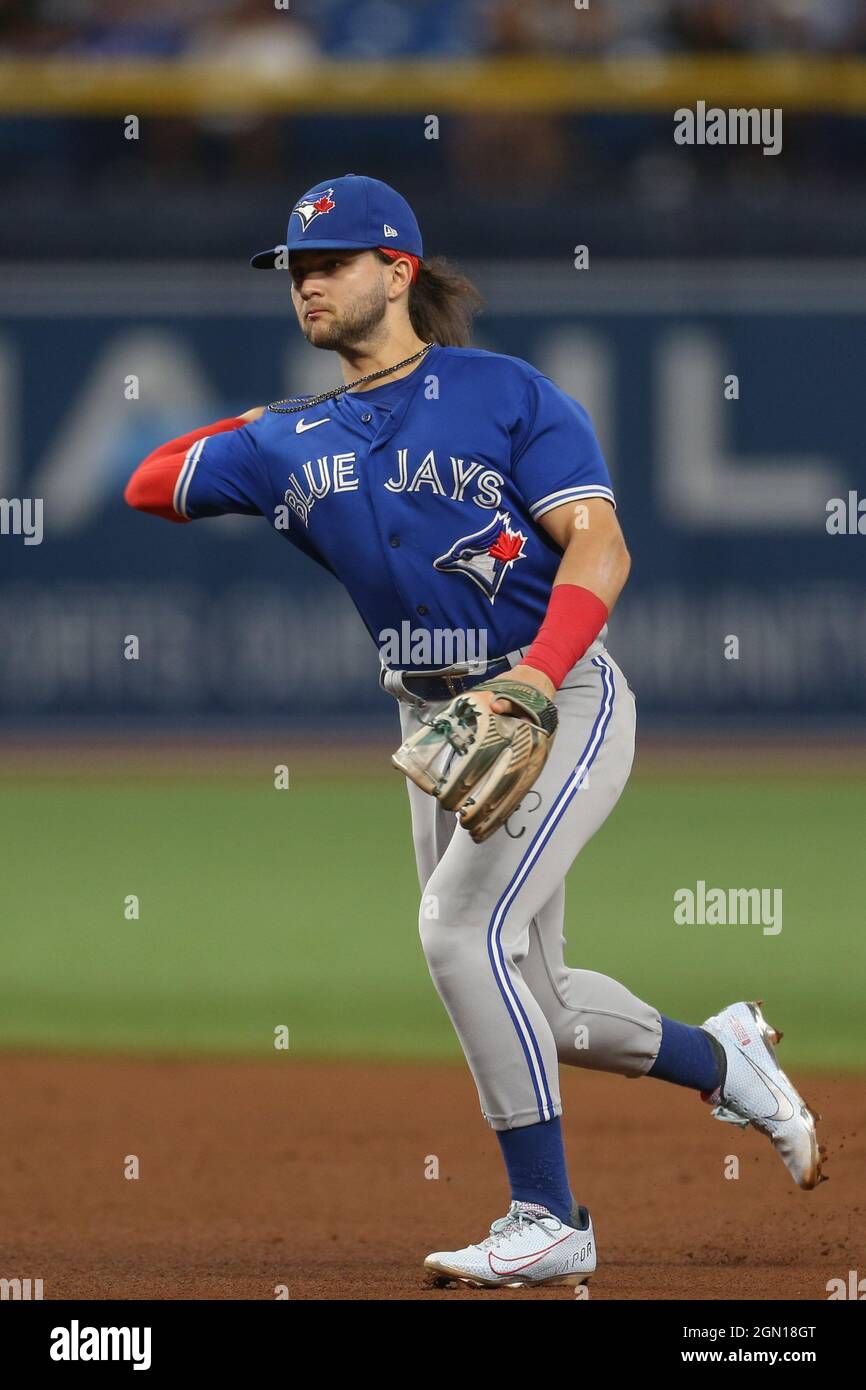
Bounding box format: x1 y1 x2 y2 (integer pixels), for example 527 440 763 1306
492 664 556 717
392 675 559 842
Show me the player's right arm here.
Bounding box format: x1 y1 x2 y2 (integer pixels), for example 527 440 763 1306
124 406 267 523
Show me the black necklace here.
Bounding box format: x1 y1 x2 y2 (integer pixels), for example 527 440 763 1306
267 341 435 414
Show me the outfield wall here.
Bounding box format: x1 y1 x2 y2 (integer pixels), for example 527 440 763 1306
0 260 862 729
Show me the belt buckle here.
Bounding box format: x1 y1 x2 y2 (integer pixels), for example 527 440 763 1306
443 660 502 699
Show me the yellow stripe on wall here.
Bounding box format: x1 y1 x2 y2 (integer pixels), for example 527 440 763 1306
0 56 863 116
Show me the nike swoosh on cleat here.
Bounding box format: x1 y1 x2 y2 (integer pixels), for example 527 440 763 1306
487 1233 572 1276
295 417 330 433
736 1051 797 1122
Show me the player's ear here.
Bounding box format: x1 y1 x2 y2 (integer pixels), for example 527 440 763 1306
384 256 413 300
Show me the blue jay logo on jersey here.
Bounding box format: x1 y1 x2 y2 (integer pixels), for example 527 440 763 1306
292 189 337 232
433 511 527 603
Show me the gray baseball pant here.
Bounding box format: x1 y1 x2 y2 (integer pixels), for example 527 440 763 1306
396 642 663 1130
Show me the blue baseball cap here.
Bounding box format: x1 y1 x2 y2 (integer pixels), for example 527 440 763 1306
250 173 423 269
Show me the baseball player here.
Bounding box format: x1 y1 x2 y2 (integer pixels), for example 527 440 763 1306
125 175 823 1290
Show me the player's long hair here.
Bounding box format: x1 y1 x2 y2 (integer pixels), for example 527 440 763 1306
377 252 482 347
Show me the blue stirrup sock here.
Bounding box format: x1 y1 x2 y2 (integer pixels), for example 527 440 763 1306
494 1021 724 1225
495 1115 573 1226
648 1015 726 1092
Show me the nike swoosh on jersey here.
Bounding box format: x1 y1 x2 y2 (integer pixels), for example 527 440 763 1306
295 417 330 433
739 1051 797 1122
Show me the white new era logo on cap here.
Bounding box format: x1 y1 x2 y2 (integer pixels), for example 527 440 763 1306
383 224 399 238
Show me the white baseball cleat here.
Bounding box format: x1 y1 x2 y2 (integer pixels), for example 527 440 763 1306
700 1000 825 1190
424 1201 596 1289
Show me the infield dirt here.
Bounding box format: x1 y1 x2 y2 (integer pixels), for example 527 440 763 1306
1 1054 862 1301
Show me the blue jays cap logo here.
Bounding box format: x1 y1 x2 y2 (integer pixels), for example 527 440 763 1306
292 188 337 233
434 512 527 603
251 174 423 267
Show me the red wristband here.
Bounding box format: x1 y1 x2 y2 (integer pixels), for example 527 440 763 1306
523 584 609 690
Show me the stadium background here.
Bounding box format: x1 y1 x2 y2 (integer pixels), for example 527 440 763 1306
0 0 863 1301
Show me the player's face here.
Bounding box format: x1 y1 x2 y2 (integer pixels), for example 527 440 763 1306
289 249 388 352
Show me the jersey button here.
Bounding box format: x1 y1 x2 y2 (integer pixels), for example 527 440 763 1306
389 535 400 548
361 412 373 423
416 604 428 616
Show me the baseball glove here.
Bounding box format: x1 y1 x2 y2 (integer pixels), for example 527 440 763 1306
391 678 558 844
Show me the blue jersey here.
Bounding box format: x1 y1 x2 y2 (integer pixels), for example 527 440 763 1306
176 346 614 666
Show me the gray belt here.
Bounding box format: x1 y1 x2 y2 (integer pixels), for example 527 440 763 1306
379 647 527 707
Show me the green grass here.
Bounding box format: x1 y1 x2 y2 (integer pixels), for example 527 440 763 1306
0 763 863 1069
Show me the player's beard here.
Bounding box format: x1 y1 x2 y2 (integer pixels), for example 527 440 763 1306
302 279 388 354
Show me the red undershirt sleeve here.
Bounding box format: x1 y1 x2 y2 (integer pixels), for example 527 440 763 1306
124 417 246 523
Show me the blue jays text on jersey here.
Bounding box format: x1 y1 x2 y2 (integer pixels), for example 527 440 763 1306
174 346 616 669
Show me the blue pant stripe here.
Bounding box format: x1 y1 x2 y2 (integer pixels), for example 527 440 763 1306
485 656 617 1124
